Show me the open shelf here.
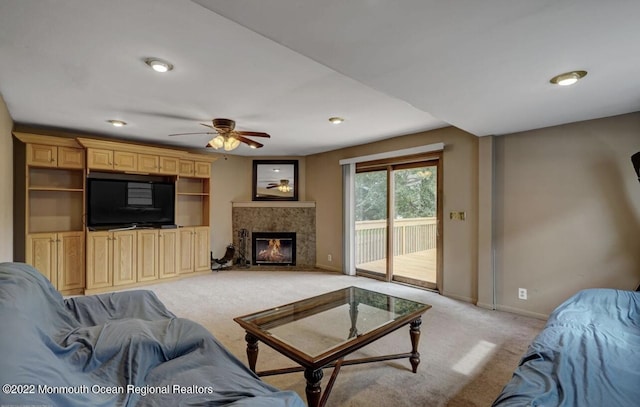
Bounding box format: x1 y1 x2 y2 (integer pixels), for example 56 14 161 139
29 187 84 192
177 178 209 195
176 195 207 227
176 176 209 227
29 167 84 190
29 190 84 233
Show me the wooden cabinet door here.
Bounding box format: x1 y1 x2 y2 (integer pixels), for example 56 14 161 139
137 230 158 282
88 148 114 170
57 147 85 169
179 228 195 274
138 154 159 173
159 229 179 279
26 233 57 287
113 151 137 171
27 144 57 168
179 160 195 177
159 156 179 175
56 231 85 291
113 230 137 286
194 161 211 178
194 227 211 271
86 232 112 289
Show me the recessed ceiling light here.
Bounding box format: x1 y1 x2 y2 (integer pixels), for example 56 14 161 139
329 117 345 124
108 120 127 127
550 70 587 86
144 57 174 73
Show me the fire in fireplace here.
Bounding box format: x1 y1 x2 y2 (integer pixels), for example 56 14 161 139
252 232 296 266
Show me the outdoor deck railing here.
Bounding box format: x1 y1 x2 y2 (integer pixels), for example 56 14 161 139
355 217 437 265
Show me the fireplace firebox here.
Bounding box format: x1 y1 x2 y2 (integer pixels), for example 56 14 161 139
252 232 296 266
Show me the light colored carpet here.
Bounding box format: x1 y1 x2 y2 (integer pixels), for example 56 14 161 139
131 270 545 407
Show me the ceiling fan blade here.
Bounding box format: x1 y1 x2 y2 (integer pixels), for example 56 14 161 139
200 123 216 129
266 185 278 189
236 131 270 138
236 135 264 148
168 131 217 137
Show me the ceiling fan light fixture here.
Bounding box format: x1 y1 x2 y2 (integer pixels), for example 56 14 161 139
144 58 174 73
223 137 241 151
208 135 225 149
169 118 270 150
107 119 127 127
329 116 345 124
550 70 587 86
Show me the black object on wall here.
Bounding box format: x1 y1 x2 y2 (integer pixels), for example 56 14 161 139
634 152 640 291
632 151 640 182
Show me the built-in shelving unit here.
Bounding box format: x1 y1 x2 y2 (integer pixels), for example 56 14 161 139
14 134 86 295
14 132 216 295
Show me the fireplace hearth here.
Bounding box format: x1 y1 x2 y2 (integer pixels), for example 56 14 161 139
252 232 296 266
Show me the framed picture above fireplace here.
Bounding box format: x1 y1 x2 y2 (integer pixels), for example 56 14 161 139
252 160 298 201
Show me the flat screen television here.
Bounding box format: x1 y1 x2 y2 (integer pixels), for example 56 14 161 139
87 178 175 228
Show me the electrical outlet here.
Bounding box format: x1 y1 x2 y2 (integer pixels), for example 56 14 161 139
327 254 332 262
518 288 528 300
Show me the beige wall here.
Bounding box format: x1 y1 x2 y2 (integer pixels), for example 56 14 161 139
494 112 640 317
0 94 13 261
306 127 479 302
209 155 306 258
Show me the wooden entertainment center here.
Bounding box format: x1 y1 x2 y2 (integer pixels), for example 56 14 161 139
13 132 216 295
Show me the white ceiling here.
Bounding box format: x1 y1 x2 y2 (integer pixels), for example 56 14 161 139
1 0 639 156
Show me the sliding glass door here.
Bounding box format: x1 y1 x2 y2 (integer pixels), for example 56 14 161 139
354 155 441 290
391 163 438 288
354 169 388 276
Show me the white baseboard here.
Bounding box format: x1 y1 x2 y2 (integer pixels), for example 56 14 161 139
315 263 342 273
476 302 496 310
495 304 548 320
442 291 476 304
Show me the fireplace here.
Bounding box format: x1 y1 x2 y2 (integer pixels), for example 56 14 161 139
232 202 315 268
252 232 296 266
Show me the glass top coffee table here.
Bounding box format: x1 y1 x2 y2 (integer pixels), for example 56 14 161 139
234 286 431 407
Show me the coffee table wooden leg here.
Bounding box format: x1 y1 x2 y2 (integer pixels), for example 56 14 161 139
304 368 323 407
409 318 422 373
245 332 259 373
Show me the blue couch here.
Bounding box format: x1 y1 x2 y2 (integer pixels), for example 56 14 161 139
0 262 305 406
493 288 640 407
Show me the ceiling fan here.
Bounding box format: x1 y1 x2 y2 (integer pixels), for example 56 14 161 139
266 179 291 192
169 118 270 151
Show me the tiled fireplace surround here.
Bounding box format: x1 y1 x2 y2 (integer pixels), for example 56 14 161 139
231 202 316 268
